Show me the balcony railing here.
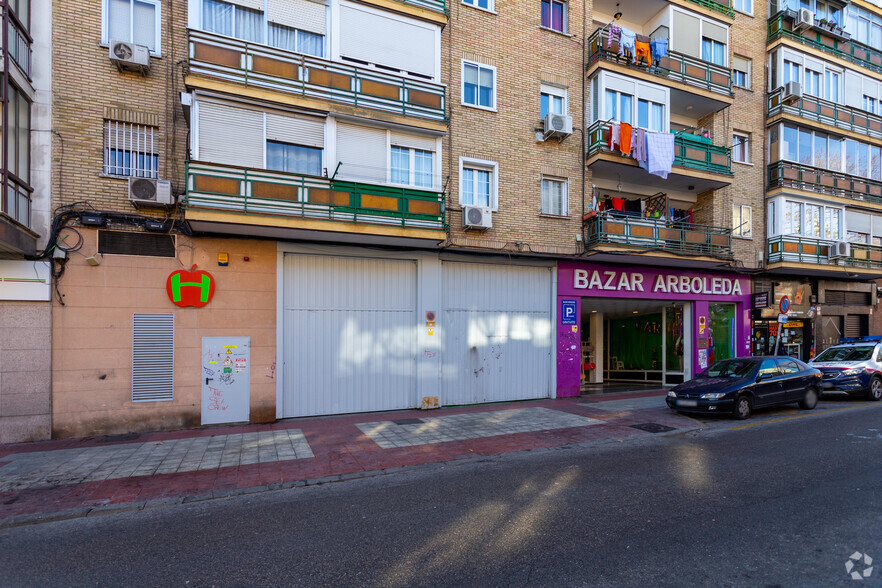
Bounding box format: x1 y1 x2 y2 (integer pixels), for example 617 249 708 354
584 211 732 256
184 161 446 231
768 235 882 270
768 12 882 76
587 120 733 176
685 0 734 18
6 18 31 79
2 177 31 229
768 87 882 140
187 30 447 123
767 161 882 205
395 0 447 14
587 28 733 97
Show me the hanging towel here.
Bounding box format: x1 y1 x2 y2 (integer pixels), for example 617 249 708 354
635 40 652 66
619 122 632 155
646 131 675 179
612 197 625 211
631 128 647 167
608 122 621 151
650 38 668 63
606 24 622 50
618 28 636 58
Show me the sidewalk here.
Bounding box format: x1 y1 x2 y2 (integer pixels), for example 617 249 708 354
0 391 691 528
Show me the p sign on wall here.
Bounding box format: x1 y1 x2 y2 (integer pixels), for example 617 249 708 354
201 337 250 425
561 300 577 325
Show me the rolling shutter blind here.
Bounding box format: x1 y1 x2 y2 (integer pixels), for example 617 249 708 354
803 56 824 73
132 313 174 402
339 3 436 77
229 0 264 9
844 314 868 337
266 113 325 147
672 11 700 58
268 0 326 35
390 131 436 151
872 214 882 237
844 72 863 109
702 21 727 44
865 78 879 100
336 122 386 183
198 101 264 168
847 210 870 233
732 55 749 72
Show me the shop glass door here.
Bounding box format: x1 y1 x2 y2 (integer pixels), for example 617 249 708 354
663 303 690 385
709 303 736 364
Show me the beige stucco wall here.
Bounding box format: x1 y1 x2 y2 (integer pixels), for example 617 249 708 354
51 230 277 438
0 301 52 443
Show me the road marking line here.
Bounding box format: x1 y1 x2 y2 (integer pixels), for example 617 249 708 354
730 405 867 430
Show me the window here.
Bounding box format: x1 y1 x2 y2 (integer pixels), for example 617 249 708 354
804 70 821 97
701 38 725 66
732 56 750 89
541 178 567 216
460 158 497 209
462 61 495 110
732 0 752 13
825 207 841 240
805 203 822 237
784 201 802 235
783 60 800 85
202 0 263 43
848 230 869 243
637 99 664 132
864 96 877 115
269 23 324 57
540 85 567 119
733 133 750 164
605 89 633 124
104 0 161 54
9 0 29 29
541 0 567 32
391 146 434 188
103 121 159 178
463 0 492 10
825 70 840 103
267 141 322 176
732 204 752 238
6 85 30 184
776 359 800 375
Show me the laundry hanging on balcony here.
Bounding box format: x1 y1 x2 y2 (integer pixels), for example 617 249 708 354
650 38 668 63
646 131 675 179
631 127 647 166
606 24 622 49
618 27 636 60
635 35 652 66
619 122 633 155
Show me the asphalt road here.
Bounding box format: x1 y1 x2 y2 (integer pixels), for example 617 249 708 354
1 402 881 587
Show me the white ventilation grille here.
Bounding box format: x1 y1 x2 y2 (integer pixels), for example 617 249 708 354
132 313 175 402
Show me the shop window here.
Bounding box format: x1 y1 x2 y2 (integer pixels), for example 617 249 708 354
708 303 736 364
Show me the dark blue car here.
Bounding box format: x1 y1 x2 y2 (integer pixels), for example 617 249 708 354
666 356 823 420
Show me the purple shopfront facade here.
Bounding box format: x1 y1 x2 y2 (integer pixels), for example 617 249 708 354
556 261 752 397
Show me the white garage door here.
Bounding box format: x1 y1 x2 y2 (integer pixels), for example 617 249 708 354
442 262 553 406
282 254 417 417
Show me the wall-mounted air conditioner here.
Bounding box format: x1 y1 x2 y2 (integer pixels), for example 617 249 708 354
463 206 492 230
829 241 851 259
795 8 814 31
543 113 573 141
109 40 151 74
128 177 174 206
783 81 802 104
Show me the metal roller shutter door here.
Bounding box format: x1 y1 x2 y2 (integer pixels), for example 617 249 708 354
282 254 417 417
442 262 553 406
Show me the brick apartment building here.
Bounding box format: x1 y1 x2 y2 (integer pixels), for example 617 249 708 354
2 0 881 441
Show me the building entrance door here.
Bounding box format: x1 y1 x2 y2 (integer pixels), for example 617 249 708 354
663 303 691 385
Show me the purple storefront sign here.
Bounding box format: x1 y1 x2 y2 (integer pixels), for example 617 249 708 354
556 261 752 398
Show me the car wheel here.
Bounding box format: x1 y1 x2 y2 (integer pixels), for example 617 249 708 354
868 377 882 402
734 395 752 420
798 386 819 410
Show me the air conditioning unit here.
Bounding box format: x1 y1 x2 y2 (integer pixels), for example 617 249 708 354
829 241 851 259
795 8 814 30
543 113 574 141
463 206 492 230
783 81 802 104
109 40 151 73
128 177 174 206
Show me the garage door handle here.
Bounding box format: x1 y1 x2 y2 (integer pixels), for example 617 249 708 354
206 377 213 385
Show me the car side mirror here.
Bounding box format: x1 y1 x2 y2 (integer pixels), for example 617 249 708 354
756 373 770 382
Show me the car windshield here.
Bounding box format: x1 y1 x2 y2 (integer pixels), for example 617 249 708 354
814 346 875 362
703 359 757 379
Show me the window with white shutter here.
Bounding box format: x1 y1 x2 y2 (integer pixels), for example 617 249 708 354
336 122 387 183
196 101 264 168
104 0 162 54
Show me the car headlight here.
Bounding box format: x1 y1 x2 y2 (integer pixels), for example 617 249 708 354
700 392 728 400
842 368 863 376
667 390 677 398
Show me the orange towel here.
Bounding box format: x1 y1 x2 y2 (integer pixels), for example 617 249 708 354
619 122 632 155
635 40 652 66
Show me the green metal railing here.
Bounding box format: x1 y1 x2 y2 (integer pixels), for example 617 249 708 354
586 120 733 175
188 30 447 123
183 161 446 231
767 87 882 141
684 0 735 18
768 12 882 76
587 28 733 96
398 0 447 14
768 235 882 270
767 161 882 205
584 211 733 256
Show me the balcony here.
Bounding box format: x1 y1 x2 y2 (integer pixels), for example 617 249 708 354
767 235 882 276
4 17 31 79
768 12 882 76
587 28 733 102
183 162 447 243
767 161 882 206
584 211 732 260
0 180 37 257
586 120 732 194
768 87 882 140
394 0 447 15
186 31 446 128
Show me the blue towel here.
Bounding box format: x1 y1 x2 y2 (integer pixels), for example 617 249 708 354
650 38 668 63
